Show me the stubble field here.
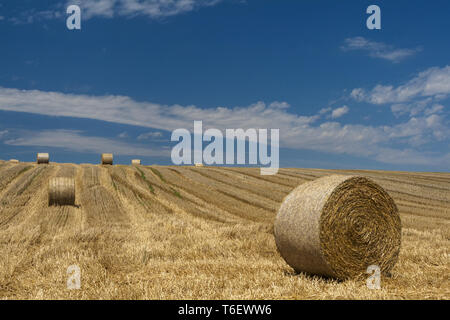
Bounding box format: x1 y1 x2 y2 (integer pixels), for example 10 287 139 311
0 160 448 299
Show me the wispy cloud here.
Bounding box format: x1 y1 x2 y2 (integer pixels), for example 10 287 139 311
331 105 349 119
0 88 319 133
341 37 420 63
7 9 63 25
351 65 450 105
319 107 332 115
424 104 444 116
5 130 168 157
5 0 223 24
72 0 223 20
318 106 350 119
137 131 163 140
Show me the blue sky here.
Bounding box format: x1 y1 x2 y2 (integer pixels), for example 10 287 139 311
0 0 449 171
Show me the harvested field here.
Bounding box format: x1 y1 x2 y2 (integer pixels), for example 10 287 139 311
0 163 448 299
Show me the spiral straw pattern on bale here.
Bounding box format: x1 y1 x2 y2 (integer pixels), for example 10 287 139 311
101 153 113 165
48 177 76 206
274 175 401 280
37 153 49 164
131 159 141 165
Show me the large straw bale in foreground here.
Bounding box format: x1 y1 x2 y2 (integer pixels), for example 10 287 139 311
37 153 49 164
101 153 113 165
48 177 75 206
274 175 401 280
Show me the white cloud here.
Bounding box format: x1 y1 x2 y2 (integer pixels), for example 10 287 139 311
6 0 222 24
69 0 222 20
8 9 62 25
390 98 433 117
0 130 8 138
319 107 332 115
352 66 450 105
331 105 349 119
0 87 319 133
137 131 163 140
341 37 420 63
71 0 116 19
0 86 448 167
118 131 129 138
424 104 444 116
350 88 365 101
383 114 448 145
279 120 449 166
5 130 168 157
268 101 290 109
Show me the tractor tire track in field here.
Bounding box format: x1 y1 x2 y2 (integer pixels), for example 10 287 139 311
141 166 248 223
180 168 276 213
0 164 33 192
0 165 55 229
79 165 130 229
188 167 287 204
153 167 271 223
108 166 176 217
110 166 224 226
140 166 240 224
221 167 299 188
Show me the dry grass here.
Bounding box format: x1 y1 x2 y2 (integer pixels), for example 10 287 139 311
0 163 448 299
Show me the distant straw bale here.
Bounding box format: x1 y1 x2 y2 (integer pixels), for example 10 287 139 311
37 153 49 164
131 159 141 165
101 153 113 165
48 177 75 206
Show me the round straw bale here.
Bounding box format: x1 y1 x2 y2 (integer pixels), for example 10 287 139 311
101 153 113 165
9 159 19 163
131 159 141 165
195 163 204 167
37 153 49 164
274 175 401 280
48 177 75 206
